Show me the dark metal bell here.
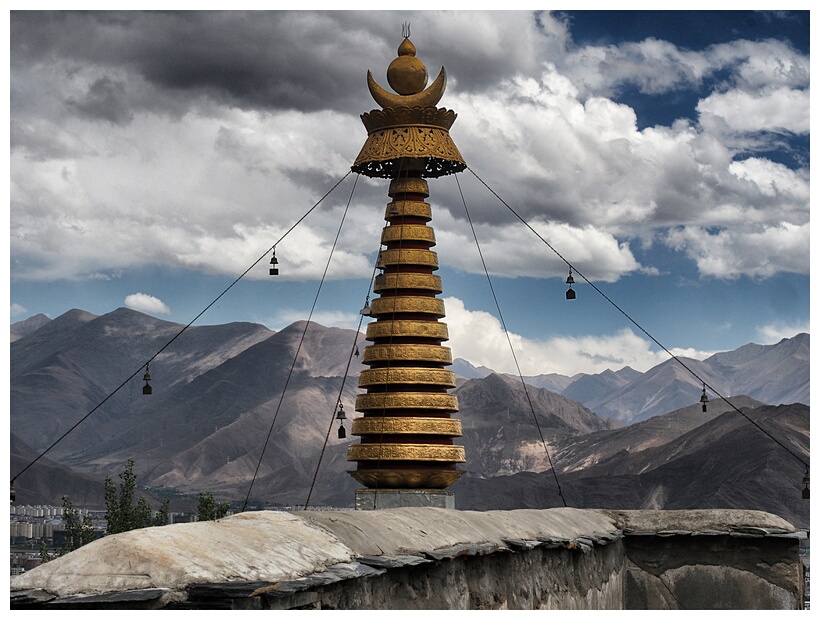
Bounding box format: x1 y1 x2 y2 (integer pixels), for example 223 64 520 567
565 269 576 299
270 251 279 275
335 404 346 420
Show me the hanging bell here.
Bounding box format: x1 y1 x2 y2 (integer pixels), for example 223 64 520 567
11 482 16 503
336 403 347 438
360 303 372 316
388 203 400 216
376 252 386 270
269 249 279 276
699 385 708 412
354 345 360 358
142 364 152 395
802 471 810 500
565 268 576 300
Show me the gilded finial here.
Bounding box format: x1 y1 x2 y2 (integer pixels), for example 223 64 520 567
387 29 427 96
366 29 446 108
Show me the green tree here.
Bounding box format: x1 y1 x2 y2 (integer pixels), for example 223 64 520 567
105 459 169 534
155 494 170 526
60 495 94 555
197 492 230 521
38 541 51 563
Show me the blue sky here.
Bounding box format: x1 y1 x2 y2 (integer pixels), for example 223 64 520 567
8 9 811 376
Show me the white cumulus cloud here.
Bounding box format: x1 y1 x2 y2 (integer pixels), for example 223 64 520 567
698 86 809 136
124 293 171 316
443 297 713 376
666 222 809 279
755 321 810 344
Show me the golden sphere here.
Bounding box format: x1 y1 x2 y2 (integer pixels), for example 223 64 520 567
387 56 427 95
387 38 428 95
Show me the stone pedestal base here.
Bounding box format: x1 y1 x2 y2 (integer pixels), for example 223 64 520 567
355 489 455 510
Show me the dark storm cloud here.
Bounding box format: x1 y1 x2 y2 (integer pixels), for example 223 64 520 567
66 76 134 125
10 11 396 115
10 11 559 117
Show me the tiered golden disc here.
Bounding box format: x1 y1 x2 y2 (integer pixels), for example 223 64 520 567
348 35 467 489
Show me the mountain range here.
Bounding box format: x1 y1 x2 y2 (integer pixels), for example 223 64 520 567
9 308 810 527
453 332 808 424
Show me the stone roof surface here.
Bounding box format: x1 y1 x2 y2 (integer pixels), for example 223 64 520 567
11 507 800 600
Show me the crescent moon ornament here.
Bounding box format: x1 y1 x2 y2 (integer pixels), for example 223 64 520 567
367 67 447 109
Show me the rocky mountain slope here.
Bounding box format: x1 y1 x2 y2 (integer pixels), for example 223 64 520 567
456 373 616 478
11 433 106 508
10 313 51 342
11 308 274 461
560 366 641 405
454 402 810 528
553 395 765 474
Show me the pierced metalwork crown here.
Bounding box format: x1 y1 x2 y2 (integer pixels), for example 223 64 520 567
352 106 466 178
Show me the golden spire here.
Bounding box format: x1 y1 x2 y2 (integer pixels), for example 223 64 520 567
347 32 467 495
